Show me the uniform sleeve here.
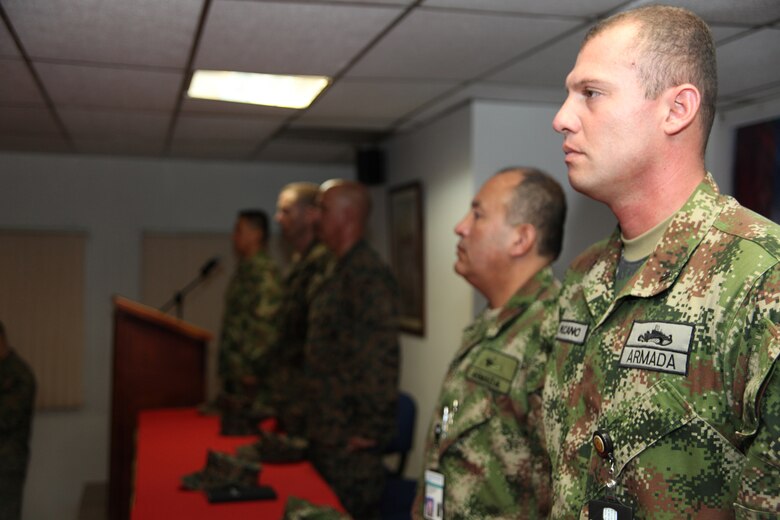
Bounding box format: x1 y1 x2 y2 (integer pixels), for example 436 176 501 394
0 361 36 434
347 268 400 447
247 262 283 369
734 266 780 515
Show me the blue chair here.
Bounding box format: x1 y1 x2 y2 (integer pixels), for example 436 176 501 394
380 392 419 520
384 392 416 476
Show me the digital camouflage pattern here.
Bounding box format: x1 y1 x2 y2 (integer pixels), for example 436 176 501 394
217 250 281 407
0 349 36 520
235 429 309 463
305 240 400 519
544 174 780 518
180 449 261 491
412 267 558 520
270 241 333 436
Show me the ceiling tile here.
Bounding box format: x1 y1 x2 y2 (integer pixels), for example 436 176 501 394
717 29 780 97
172 113 283 142
0 21 20 58
181 97 298 118
195 1 404 75
0 134 71 154
398 82 565 131
710 25 753 43
168 139 261 161
0 59 47 105
36 62 183 110
327 0 414 4
72 138 166 157
625 0 780 26
293 116 396 131
423 0 625 17
347 8 579 80
0 106 62 135
59 108 171 140
255 139 354 164
2 0 202 67
304 78 456 121
487 28 585 87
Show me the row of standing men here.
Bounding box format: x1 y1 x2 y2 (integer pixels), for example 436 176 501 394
214 4 780 519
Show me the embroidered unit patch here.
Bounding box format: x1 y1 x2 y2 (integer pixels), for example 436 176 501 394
465 349 519 394
618 321 694 375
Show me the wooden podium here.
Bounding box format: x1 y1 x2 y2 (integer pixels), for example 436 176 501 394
109 296 211 520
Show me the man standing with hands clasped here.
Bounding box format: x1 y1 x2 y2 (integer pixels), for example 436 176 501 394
414 167 566 519
544 5 780 518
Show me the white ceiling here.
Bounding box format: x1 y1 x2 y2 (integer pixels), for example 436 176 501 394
0 0 778 164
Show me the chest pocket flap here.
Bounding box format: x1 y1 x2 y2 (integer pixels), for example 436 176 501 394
601 380 695 476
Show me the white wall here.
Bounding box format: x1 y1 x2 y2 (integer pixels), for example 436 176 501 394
382 106 475 481
0 152 352 520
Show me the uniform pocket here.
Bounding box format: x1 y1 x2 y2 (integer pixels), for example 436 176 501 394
586 379 746 515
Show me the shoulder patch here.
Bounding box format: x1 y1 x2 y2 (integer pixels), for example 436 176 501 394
715 196 780 260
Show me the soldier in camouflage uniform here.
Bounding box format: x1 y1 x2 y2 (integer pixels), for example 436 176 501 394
545 5 780 518
0 321 36 520
217 209 282 417
271 182 333 436
305 179 400 519
412 168 566 520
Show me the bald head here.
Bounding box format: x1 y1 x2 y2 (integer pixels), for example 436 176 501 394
320 179 371 223
318 179 372 256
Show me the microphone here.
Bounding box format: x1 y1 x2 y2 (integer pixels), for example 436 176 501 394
160 255 221 317
200 256 221 278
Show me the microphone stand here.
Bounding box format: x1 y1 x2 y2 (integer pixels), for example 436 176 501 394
160 268 215 319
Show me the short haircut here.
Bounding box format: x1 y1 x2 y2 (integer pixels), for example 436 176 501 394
585 5 717 154
497 167 567 260
282 182 320 208
238 209 269 245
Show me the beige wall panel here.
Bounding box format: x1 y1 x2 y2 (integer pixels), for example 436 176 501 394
0 230 86 409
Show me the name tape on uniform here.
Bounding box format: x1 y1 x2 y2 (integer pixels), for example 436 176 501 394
619 321 694 375
556 320 589 344
465 349 519 394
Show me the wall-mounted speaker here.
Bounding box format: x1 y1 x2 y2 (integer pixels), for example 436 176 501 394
356 148 385 186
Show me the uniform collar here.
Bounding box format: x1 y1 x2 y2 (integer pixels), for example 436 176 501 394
582 173 722 324
334 239 367 268
456 266 556 360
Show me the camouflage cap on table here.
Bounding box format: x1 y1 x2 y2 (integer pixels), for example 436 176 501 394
181 450 261 491
235 430 309 463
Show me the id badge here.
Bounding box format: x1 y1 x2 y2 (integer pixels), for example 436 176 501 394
588 497 633 520
423 469 444 520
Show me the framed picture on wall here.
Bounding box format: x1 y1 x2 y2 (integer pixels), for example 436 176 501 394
388 182 425 336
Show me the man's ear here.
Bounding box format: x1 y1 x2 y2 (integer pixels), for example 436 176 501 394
509 223 536 257
662 84 700 136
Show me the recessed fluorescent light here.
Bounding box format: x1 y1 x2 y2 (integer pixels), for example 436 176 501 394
187 70 330 109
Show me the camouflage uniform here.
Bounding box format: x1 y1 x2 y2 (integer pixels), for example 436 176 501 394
544 174 780 518
412 267 558 520
305 240 400 519
271 241 333 436
0 349 36 520
218 250 282 408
